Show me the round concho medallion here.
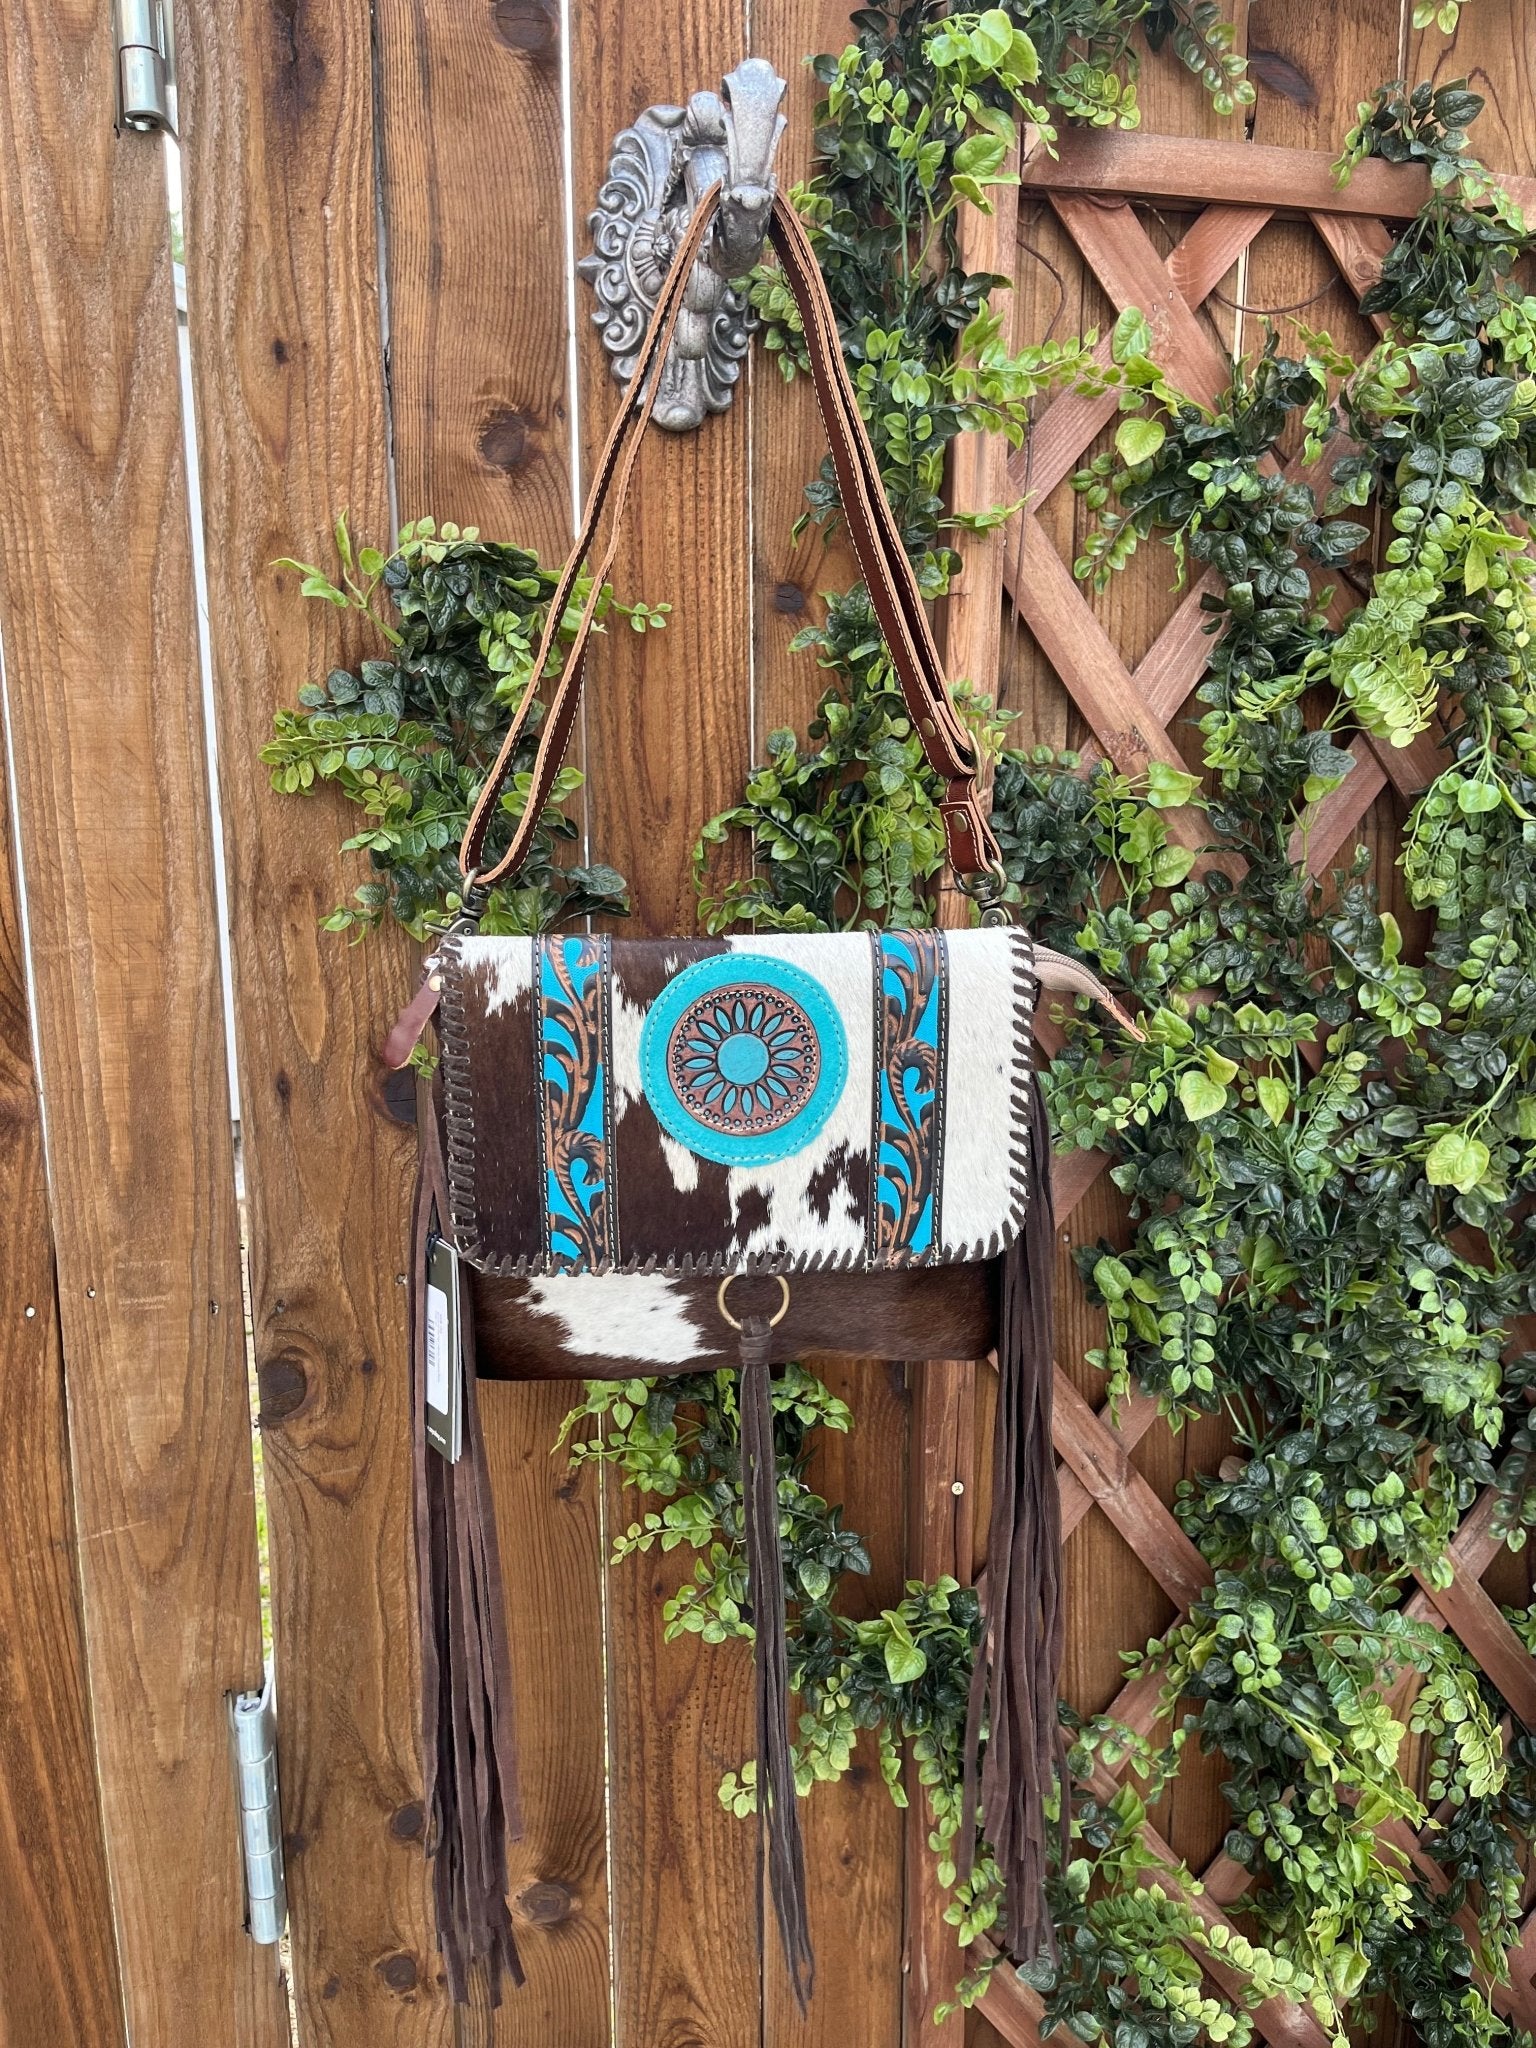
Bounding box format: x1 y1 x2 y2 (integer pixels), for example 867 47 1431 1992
639 954 848 1166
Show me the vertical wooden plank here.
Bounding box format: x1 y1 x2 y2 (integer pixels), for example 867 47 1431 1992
0 749 127 2048
906 1355 977 2046
173 4 445 2042
0 9 286 2045
1167 0 1409 1925
983 24 1261 2033
746 8 909 2048
908 115 1028 2048
571 3 758 2043
751 6 861 741
1405 0 1536 176
373 8 611 2044
376 0 574 545
943 143 1021 713
1381 14 1535 2031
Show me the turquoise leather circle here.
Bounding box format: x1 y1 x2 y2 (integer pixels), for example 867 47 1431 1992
640 953 848 1166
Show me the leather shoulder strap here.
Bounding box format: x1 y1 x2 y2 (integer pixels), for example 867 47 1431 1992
458 183 1001 891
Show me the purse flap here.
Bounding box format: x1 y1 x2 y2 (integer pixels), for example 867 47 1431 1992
438 928 1037 1277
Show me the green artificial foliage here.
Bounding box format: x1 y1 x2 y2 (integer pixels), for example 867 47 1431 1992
263 514 643 938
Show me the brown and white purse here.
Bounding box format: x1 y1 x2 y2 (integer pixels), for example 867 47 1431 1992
388 179 1134 2010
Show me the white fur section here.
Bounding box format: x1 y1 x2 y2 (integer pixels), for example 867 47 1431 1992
610 945 698 1192
520 1271 705 1366
936 930 1030 1256
720 933 874 1263
455 935 534 1018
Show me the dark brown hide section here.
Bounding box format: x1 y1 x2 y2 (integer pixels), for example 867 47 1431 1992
805 1140 860 1227
472 1260 999 1378
450 958 543 1267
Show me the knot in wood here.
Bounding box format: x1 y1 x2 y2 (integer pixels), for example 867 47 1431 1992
517 1877 576 1925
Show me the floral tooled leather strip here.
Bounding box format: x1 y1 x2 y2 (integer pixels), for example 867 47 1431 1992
537 934 616 1271
872 930 946 1264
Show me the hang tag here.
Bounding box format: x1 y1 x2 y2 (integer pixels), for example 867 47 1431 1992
424 1232 464 1462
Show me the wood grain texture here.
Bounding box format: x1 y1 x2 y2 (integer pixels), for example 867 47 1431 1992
575 0 756 937
750 0 862 756
913 143 1034 2030
572 4 760 2043
905 1356 977 2046
746 7 909 2043
1020 123 1536 221
173 3 447 2040
373 6 611 2042
0 7 286 2043
944 141 1021 716
1406 0 1536 198
0 699 126 2048
377 0 573 542
468 1383 611 2048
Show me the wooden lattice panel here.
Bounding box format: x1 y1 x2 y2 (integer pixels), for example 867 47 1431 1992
962 131 1536 2048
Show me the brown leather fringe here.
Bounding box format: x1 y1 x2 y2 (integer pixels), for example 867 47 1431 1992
960 1073 1066 1961
411 1082 525 2004
738 1319 816 2010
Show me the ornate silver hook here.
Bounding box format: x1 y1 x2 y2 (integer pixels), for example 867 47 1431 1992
578 58 788 433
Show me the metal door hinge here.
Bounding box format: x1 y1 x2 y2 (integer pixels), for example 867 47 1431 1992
229 1674 287 1945
114 0 176 137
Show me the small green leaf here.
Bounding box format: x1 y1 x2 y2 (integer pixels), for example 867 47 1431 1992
949 174 994 212
1115 415 1167 468
883 1635 928 1686
1179 1070 1228 1121
952 132 1008 181
1093 1254 1135 1301
1111 307 1154 363
1257 1076 1291 1125
1456 777 1502 814
968 9 1014 65
1144 760 1200 809
1425 1129 1491 1193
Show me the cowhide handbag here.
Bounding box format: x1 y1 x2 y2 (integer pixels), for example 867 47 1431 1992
386 181 1135 2008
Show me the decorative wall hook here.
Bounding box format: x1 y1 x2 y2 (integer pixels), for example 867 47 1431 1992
578 58 787 433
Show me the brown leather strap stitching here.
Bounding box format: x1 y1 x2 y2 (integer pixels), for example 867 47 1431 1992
459 184 1000 890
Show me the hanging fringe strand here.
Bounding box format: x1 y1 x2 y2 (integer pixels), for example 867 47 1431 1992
960 1073 1067 1960
411 1084 525 2004
407 1075 1061 1999
738 1317 816 2010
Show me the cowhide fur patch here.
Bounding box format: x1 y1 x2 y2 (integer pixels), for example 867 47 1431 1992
440 928 1035 1278
473 1262 999 1378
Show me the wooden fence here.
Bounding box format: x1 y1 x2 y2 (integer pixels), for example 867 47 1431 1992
0 4 1531 2047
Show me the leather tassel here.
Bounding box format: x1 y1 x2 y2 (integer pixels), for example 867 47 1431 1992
738 1319 816 2010
959 1073 1066 1961
411 1081 525 2004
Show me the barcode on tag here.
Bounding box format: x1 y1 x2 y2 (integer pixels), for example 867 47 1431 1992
424 1231 464 1461
425 1285 450 1414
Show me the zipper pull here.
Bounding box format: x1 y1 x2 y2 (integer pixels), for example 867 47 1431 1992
1032 945 1145 1043
381 955 442 1070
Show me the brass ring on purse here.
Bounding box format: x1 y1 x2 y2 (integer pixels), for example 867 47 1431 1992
716 1272 791 1332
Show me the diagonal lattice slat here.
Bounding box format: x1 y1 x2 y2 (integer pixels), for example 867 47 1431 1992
968 135 1536 2048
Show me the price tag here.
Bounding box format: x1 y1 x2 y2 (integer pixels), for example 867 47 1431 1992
424 1232 464 1462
